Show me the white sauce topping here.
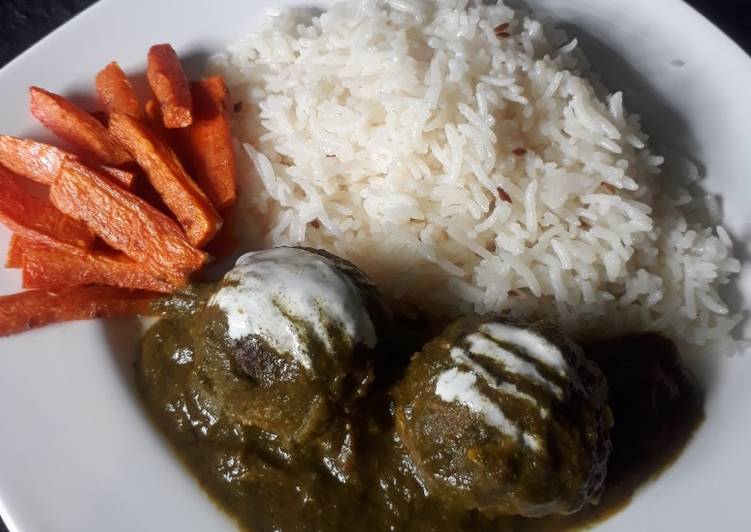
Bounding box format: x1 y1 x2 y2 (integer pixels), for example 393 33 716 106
465 333 564 399
449 346 543 412
523 433 541 450
209 248 376 370
480 323 570 377
435 368 535 447
434 321 572 451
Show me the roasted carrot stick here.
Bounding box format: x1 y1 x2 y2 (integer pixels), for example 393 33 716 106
20 240 175 293
95 61 141 118
147 44 192 128
144 99 172 141
49 159 207 284
108 112 222 247
5 234 24 268
0 164 95 250
176 77 237 210
0 286 158 337
98 165 137 189
29 86 133 166
0 135 135 189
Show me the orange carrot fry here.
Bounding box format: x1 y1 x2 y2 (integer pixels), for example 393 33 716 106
50 159 207 283
29 86 132 166
20 240 176 293
5 235 24 268
0 165 95 250
144 100 173 142
95 61 141 118
109 112 222 247
0 135 65 185
0 286 159 337
147 44 192 128
97 165 137 189
176 77 237 210
0 135 135 189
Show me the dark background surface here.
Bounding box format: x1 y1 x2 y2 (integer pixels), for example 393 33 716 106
1 0 750 68
0 0 749 531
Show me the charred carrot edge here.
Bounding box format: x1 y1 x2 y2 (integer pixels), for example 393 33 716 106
0 286 159 337
96 61 141 119
147 44 192 128
0 165 95 250
108 112 222 247
20 239 176 293
0 135 135 189
176 77 237 210
5 234 24 268
29 86 133 166
50 159 207 284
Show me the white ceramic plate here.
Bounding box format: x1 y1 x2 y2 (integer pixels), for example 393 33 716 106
0 0 750 530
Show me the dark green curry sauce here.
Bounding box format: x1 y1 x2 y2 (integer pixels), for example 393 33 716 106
137 287 704 532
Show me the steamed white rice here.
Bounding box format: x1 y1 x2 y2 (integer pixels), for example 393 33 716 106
211 0 742 350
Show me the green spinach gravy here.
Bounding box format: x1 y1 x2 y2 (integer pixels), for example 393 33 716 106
137 286 703 532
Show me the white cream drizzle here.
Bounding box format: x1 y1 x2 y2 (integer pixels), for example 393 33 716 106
448 346 544 413
523 433 541 450
480 323 571 377
435 368 541 450
464 333 564 399
209 248 376 370
434 322 573 452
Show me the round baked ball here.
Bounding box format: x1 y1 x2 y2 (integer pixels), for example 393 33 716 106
193 247 388 447
394 315 612 517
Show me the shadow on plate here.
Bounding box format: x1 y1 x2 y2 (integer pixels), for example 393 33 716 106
551 22 745 386
507 2 743 383
102 316 145 389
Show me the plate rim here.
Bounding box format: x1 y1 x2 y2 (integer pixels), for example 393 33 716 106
1 1 751 531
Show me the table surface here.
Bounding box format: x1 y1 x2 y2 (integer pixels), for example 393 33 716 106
0 0 749 531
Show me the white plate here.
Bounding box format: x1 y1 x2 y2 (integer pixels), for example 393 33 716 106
0 0 750 531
